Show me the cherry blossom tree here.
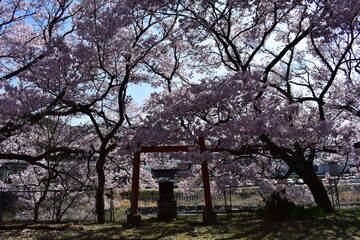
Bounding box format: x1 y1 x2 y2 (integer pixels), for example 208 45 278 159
131 0 360 213
3 115 92 221
1 0 181 223
62 0 182 223
0 0 81 143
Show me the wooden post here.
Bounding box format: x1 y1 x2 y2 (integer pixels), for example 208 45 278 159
110 188 114 222
127 152 141 226
199 137 217 224
0 192 3 223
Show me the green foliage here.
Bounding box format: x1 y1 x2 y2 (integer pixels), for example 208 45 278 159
120 189 159 200
120 189 204 201
293 206 326 218
340 207 360 212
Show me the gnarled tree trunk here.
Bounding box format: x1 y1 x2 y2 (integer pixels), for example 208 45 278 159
293 166 333 212
259 135 334 212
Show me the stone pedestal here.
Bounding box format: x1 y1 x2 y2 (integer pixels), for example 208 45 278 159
157 181 177 221
127 213 141 227
157 200 177 221
202 210 217 225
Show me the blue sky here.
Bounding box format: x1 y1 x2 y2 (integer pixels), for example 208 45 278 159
128 83 161 105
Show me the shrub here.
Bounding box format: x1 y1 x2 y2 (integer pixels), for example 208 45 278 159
258 192 327 220
258 192 296 220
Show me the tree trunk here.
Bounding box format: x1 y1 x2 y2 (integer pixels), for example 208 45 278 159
33 192 47 222
294 167 334 213
259 135 334 213
33 181 51 222
33 203 40 222
96 156 106 224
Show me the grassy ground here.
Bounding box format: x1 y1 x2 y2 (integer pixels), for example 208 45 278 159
0 211 359 240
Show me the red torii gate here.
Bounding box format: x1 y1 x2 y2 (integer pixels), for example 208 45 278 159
127 137 219 226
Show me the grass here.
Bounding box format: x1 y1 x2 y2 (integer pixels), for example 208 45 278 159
0 211 359 240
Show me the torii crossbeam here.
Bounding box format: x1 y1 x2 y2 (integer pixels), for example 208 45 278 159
127 137 219 226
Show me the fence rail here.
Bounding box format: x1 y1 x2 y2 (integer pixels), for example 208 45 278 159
0 183 359 223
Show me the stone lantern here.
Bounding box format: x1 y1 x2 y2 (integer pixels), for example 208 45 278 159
151 168 179 221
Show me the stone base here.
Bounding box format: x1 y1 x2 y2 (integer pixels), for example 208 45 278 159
157 200 177 221
202 210 217 225
127 213 141 227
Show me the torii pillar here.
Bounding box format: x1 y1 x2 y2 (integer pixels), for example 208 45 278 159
127 152 141 227
199 137 217 225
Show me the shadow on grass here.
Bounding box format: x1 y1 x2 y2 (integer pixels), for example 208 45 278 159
1 212 359 240
222 212 360 240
